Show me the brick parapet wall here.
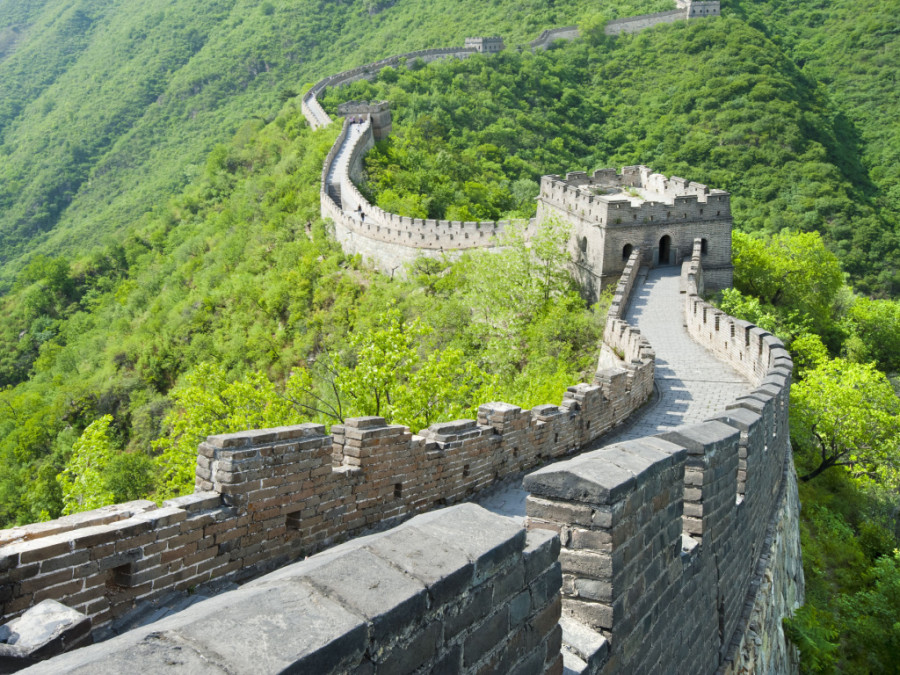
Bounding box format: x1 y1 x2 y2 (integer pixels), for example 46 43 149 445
604 9 688 35
605 249 642 322
316 107 547 275
26 504 565 675
522 239 796 673
529 26 580 50
0 264 653 631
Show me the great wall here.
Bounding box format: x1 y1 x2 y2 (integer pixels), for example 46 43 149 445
0 4 805 673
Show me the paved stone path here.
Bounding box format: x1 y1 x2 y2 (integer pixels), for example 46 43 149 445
326 119 369 201
477 266 751 520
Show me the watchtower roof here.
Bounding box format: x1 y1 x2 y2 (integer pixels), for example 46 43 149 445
546 166 729 206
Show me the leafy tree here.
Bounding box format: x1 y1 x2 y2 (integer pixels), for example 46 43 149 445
789 333 829 376
838 550 900 672
153 363 301 499
462 218 577 373
791 358 900 484
297 310 499 432
57 415 118 514
106 452 156 504
732 230 843 340
717 287 810 345
333 310 427 421
842 297 900 374
394 347 498 431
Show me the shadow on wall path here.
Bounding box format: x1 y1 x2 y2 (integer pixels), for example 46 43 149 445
476 266 751 521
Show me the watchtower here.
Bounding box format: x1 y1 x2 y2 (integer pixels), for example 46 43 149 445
536 165 734 299
676 0 721 17
464 36 505 53
336 100 392 140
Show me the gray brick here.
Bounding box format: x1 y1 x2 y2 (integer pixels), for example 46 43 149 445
464 606 509 667
299 548 427 644
364 525 472 607
523 529 560 583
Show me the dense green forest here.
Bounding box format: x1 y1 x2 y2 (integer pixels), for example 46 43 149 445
1 0 899 671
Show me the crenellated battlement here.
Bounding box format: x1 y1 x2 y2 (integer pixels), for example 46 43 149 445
522 241 797 673
3 245 801 674
1 238 801 675
539 167 731 228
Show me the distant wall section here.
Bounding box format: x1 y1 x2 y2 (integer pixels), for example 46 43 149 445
604 1 719 35
530 26 580 50
319 112 531 275
604 9 686 35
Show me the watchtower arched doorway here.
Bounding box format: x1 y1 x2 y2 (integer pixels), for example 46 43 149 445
658 235 672 266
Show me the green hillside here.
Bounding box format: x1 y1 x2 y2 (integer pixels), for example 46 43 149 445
0 0 669 291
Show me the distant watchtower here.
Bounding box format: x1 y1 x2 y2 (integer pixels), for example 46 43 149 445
336 100 392 140
676 0 721 17
537 165 734 300
464 36 505 53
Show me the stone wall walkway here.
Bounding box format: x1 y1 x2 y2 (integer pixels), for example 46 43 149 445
477 266 751 519
326 119 369 203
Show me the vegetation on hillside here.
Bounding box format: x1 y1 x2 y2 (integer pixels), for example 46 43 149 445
711 230 900 673
0 100 601 524
729 0 900 295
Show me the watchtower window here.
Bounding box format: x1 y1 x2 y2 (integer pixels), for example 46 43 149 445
701 238 708 255
580 236 588 252
623 243 633 260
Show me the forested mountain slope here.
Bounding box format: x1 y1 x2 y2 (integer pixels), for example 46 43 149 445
0 0 668 290
0 1 895 523
729 0 900 294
